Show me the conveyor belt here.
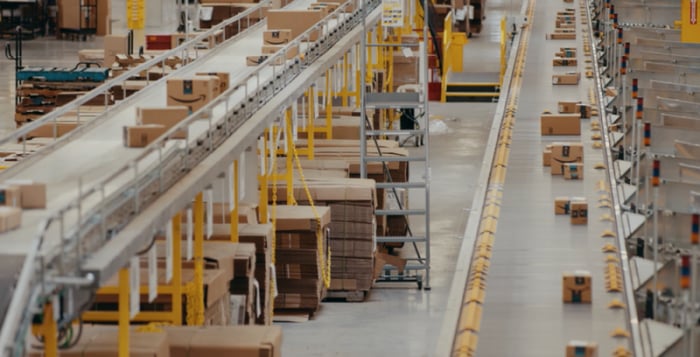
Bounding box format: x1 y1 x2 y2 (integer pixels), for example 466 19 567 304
0 0 376 352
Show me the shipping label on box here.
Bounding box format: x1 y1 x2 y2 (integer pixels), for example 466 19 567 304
562 271 591 303
554 197 570 215
550 142 583 175
552 72 580 85
563 163 584 180
540 114 581 136
166 77 217 114
263 29 293 45
570 200 588 225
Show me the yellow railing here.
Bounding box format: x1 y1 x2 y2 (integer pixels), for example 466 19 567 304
440 11 454 102
500 17 507 85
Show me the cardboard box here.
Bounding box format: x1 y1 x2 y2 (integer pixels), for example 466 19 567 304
123 125 167 148
546 32 577 40
563 163 584 180
261 44 300 60
266 9 324 41
552 72 581 85
555 48 577 57
195 72 230 94
540 114 581 136
263 29 293 45
27 122 79 139
311 2 340 11
550 142 584 175
570 200 588 225
543 147 552 167
28 326 169 357
137 106 189 139
95 0 111 36
563 271 591 303
554 197 570 215
553 57 577 66
5 180 46 209
103 34 129 68
577 103 592 119
558 101 580 113
58 0 81 30
166 77 218 114
566 341 598 357
275 205 331 231
0 185 21 207
165 325 281 357
0 206 21 233
247 55 272 66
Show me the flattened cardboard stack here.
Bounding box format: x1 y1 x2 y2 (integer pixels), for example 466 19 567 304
274 205 331 313
271 178 377 296
164 325 282 357
230 243 257 325
238 224 274 325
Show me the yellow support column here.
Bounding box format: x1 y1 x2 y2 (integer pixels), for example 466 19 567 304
325 70 333 139
193 193 205 326
355 45 361 104
41 302 58 357
230 161 239 242
307 88 315 160
171 213 183 325
341 54 350 107
118 268 130 357
259 133 269 223
285 110 297 205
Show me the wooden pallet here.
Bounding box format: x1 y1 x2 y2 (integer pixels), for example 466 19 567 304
324 290 369 302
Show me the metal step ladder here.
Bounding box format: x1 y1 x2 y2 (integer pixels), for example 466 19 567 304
358 3 431 290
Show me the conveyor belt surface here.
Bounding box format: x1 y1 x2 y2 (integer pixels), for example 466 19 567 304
476 0 632 355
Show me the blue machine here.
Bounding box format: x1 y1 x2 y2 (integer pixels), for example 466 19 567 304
17 63 110 82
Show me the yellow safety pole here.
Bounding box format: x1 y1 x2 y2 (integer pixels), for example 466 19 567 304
355 44 362 105
230 160 239 242
341 55 349 107
171 213 183 325
325 70 333 139
259 133 269 223
118 268 129 357
285 110 297 205
193 192 205 326
41 302 57 357
307 88 315 160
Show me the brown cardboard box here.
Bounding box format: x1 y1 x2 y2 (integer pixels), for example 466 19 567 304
276 205 331 231
552 72 580 85
137 106 189 139
266 10 324 41
550 142 584 175
308 4 331 16
562 271 592 303
555 48 577 57
0 207 21 233
0 185 21 207
540 114 581 136
166 77 218 114
311 2 340 11
546 32 576 40
543 147 552 167
553 57 577 66
570 200 588 225
261 44 300 60
566 341 598 357
27 122 79 139
95 0 111 36
557 101 580 113
123 125 167 148
58 0 81 30
5 180 46 209
563 163 584 180
103 34 129 67
263 29 293 45
165 325 282 357
554 197 570 215
28 326 169 357
195 72 230 94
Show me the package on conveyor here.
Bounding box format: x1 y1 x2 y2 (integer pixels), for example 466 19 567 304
540 113 581 136
166 76 221 115
563 162 584 180
4 180 46 209
0 206 21 233
557 101 591 118
552 72 580 85
274 205 331 312
566 341 598 357
542 144 552 167
570 199 588 225
135 106 189 139
263 29 293 45
562 270 592 303
266 9 324 42
269 178 377 294
549 142 584 175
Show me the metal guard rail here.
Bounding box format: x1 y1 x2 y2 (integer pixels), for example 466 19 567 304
0 0 271 157
0 0 377 354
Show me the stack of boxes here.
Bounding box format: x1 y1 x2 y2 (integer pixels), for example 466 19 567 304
554 197 588 225
546 8 577 40
247 9 324 66
274 205 331 313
